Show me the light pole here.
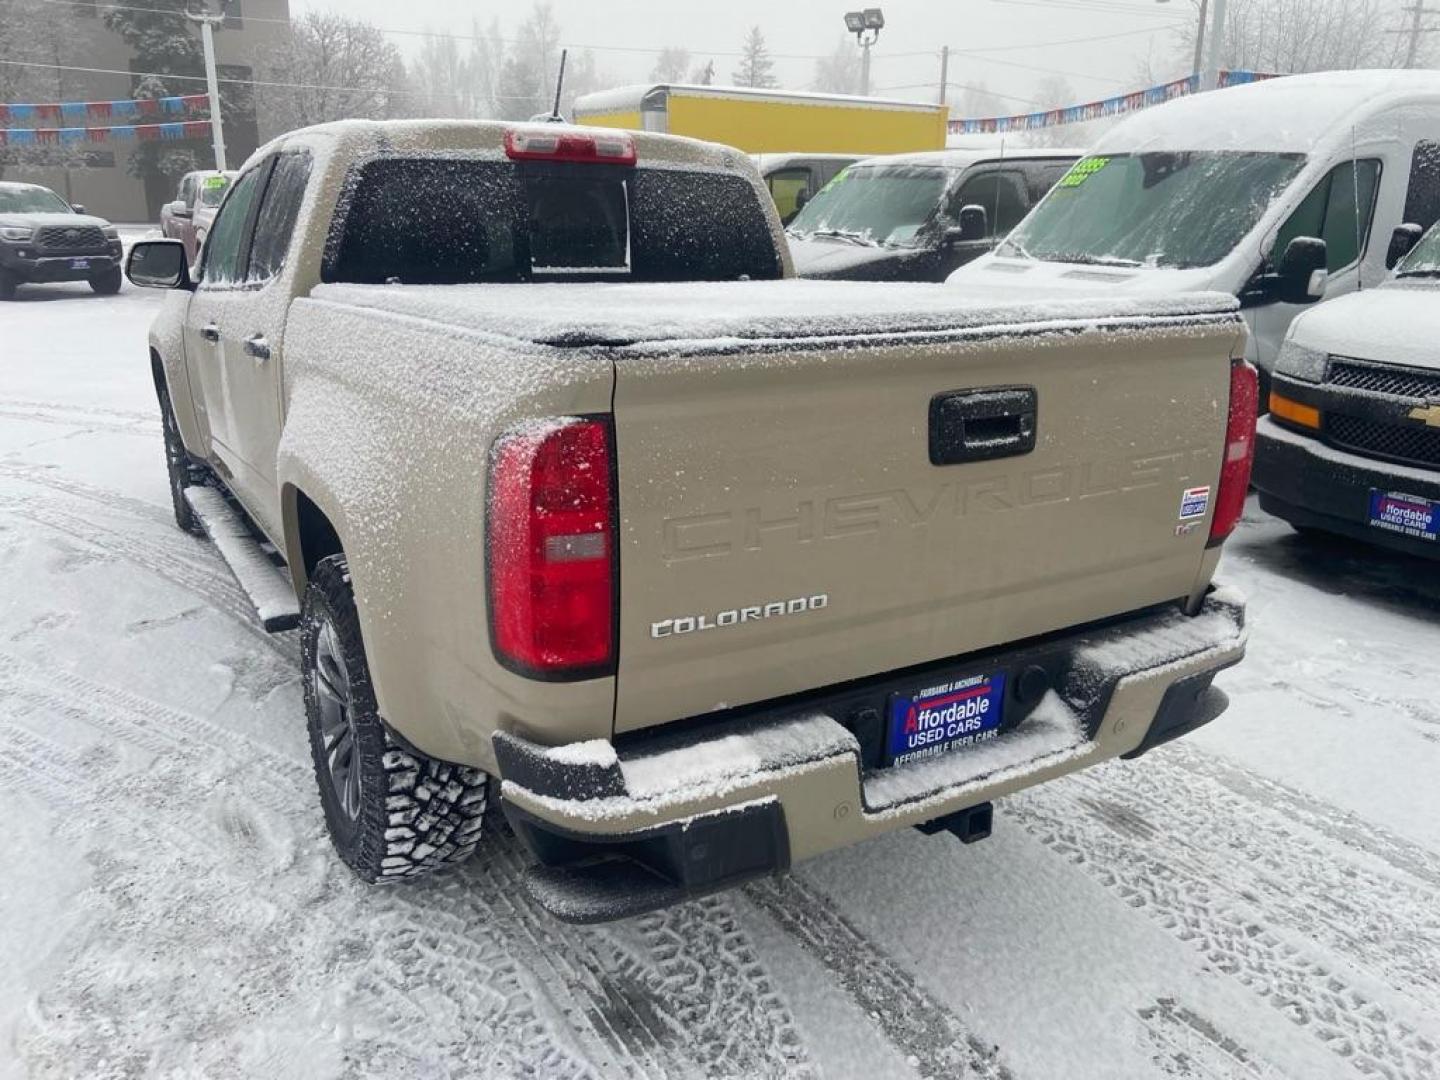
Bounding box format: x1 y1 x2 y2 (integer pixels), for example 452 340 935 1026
844 8 885 97
183 0 230 170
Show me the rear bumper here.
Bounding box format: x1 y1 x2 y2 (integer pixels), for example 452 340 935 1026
1254 417 1440 560
497 589 1247 922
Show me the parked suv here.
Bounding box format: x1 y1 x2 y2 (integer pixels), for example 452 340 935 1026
160 169 236 264
1254 219 1440 558
0 181 124 299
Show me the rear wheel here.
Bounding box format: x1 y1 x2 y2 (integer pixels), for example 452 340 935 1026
302 554 489 883
0 270 17 301
157 380 207 535
89 267 122 295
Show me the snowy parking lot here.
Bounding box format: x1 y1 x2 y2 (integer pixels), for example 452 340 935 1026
2 279 1440 1080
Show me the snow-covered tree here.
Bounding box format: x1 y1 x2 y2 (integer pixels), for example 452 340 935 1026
953 81 1009 120
1172 0 1425 75
732 27 778 89
260 12 408 130
692 59 717 86
812 38 862 95
649 46 691 84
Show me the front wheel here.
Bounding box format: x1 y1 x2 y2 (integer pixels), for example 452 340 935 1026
89 267 122 295
301 555 490 883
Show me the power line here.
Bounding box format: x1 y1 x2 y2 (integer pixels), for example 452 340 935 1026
1386 3 1440 66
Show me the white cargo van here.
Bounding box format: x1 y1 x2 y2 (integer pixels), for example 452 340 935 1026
947 70 1440 393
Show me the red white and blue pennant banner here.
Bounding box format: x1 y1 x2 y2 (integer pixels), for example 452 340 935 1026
0 94 211 124
0 120 213 146
948 70 1281 136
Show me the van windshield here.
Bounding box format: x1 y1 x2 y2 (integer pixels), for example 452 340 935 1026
1001 152 1307 270
787 165 955 248
1396 222 1440 277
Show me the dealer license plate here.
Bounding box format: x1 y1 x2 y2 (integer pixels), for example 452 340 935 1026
886 672 1006 767
70 258 90 270
1368 490 1438 543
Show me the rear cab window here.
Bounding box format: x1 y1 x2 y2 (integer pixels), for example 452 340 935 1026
325 156 781 285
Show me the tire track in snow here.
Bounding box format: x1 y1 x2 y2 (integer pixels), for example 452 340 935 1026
0 658 815 1078
1136 998 1288 1079
1013 764 1440 1080
746 874 1013 1080
1066 755 1440 1013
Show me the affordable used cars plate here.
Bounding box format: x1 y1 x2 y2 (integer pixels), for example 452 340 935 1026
886 671 1006 767
1368 490 1438 543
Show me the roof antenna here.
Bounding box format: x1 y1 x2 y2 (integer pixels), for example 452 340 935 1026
550 48 569 123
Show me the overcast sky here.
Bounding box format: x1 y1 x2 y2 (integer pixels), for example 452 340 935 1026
289 0 1197 113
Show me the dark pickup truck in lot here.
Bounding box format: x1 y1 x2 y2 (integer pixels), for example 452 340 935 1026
0 181 124 299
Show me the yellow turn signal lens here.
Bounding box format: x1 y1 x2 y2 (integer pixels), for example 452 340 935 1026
1269 391 1320 430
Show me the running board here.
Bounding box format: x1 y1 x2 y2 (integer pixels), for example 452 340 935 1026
184 485 301 632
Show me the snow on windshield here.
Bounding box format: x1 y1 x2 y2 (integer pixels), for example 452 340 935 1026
1003 152 1306 270
787 165 954 248
0 185 72 214
1397 221 1440 276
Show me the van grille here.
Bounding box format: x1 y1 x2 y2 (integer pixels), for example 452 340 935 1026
35 225 108 253
1325 413 1440 470
1327 359 1440 400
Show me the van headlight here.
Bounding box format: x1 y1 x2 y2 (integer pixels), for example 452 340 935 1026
0 226 32 242
1274 339 1328 383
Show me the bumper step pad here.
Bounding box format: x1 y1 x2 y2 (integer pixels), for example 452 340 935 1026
183 486 300 631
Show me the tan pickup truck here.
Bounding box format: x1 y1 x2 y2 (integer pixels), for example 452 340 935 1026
125 119 1255 922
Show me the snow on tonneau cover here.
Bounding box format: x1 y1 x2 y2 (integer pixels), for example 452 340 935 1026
314 279 1244 734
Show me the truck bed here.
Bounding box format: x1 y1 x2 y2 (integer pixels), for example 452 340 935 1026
308 279 1239 348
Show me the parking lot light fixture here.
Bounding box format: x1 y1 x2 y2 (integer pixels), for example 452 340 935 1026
844 8 885 96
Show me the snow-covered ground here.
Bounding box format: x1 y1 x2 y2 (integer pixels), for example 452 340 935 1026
2 280 1439 1080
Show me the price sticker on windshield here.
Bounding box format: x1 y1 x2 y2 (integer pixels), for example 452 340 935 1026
1058 157 1111 188
202 175 228 190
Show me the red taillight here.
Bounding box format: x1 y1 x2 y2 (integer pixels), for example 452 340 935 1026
488 419 615 677
503 126 637 166
1209 360 1258 545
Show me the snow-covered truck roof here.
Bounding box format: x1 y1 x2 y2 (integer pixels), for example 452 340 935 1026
1094 69 1440 155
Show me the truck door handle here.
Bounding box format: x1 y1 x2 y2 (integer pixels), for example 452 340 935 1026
199 323 221 344
243 335 271 361
929 386 1038 466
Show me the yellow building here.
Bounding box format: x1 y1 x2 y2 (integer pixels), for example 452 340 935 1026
573 84 948 156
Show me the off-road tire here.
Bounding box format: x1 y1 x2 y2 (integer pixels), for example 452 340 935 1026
301 554 489 883
0 270 17 301
89 266 122 295
157 380 207 535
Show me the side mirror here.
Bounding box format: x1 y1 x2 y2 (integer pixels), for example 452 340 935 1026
1277 236 1327 305
70 204 86 215
956 204 988 243
126 239 193 291
1386 223 1424 270
167 200 193 219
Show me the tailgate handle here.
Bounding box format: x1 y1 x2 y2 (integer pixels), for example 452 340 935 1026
929 386 1038 465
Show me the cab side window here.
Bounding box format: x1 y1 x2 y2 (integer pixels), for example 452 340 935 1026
947 171 1028 237
1272 159 1381 273
1403 140 1440 234
767 167 812 226
248 151 313 284
199 163 268 286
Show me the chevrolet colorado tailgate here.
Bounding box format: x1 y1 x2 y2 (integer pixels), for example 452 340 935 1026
606 286 1243 730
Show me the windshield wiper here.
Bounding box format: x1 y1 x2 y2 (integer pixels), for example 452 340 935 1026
1056 254 1144 268
1396 268 1440 278
808 228 877 247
